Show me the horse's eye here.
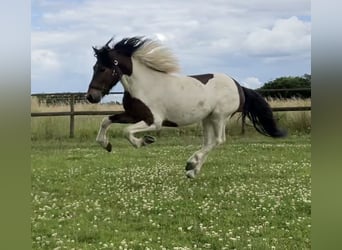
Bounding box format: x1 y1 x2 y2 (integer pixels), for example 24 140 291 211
99 67 105 72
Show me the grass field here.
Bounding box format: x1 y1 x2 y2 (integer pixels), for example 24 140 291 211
31 134 311 249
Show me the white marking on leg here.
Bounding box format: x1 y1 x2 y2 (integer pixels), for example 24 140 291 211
212 116 226 146
202 117 214 146
186 117 227 178
96 117 112 148
221 121 227 143
186 118 216 178
186 169 196 179
186 143 216 178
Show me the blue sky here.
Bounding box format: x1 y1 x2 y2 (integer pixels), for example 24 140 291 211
31 0 311 95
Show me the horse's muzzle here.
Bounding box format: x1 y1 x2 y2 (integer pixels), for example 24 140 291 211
86 89 102 103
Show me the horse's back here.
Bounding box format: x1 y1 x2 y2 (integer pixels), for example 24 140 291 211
156 73 240 125
186 73 239 101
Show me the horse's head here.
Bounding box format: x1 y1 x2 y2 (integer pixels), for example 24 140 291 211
86 38 132 103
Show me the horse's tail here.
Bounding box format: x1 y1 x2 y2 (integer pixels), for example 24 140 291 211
241 86 287 138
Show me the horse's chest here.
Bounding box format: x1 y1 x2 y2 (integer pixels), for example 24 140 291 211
122 91 154 124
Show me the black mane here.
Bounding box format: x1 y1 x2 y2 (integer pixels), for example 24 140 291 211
113 36 147 56
94 36 148 65
93 36 147 66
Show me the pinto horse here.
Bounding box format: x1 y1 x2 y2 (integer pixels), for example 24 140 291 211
86 36 286 178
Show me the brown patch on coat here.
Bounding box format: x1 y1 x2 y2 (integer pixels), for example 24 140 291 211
122 91 154 125
189 74 214 84
162 120 178 127
119 55 133 76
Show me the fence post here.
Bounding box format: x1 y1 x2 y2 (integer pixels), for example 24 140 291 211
69 95 75 138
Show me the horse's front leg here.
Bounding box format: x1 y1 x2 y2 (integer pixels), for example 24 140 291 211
96 117 112 151
96 112 136 152
123 121 160 148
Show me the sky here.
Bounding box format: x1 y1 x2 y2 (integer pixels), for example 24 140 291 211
31 0 311 96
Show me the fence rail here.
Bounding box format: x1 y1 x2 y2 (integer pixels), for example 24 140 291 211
31 89 311 138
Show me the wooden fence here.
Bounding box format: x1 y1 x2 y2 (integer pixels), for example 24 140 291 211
31 89 311 138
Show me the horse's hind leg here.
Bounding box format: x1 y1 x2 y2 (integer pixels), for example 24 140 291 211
185 119 215 178
186 116 225 178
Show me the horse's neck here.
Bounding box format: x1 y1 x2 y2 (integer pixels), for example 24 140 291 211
121 59 175 95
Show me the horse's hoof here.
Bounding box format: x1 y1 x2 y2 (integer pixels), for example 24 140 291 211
105 143 112 152
186 170 196 179
185 162 195 171
143 135 156 145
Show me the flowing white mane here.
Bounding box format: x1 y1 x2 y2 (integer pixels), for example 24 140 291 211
132 39 181 74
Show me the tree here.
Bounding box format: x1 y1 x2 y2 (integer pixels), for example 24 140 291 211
258 74 311 98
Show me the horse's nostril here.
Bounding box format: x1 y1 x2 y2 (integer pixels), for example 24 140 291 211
86 94 94 103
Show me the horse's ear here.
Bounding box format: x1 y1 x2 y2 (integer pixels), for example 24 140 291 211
92 46 99 54
105 37 113 48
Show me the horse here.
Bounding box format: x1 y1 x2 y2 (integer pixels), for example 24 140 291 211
86 36 286 178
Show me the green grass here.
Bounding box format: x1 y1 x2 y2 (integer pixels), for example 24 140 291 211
31 134 311 249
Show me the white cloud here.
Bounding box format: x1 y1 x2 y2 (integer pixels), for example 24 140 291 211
243 16 311 57
31 49 60 70
31 49 63 89
242 77 263 89
31 0 311 93
32 30 85 49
